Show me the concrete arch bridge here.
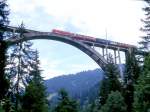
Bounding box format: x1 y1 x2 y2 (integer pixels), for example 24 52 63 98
4 26 146 72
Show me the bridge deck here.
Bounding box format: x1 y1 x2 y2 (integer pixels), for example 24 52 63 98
5 26 148 56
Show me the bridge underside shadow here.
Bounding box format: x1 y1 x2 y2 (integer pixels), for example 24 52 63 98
6 32 108 71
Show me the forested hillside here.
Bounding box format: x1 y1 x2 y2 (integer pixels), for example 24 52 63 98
45 69 104 105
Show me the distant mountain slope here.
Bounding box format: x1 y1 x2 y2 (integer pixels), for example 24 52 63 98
44 69 104 103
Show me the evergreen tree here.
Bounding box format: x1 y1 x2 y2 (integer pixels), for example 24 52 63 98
0 105 5 112
100 91 127 112
2 98 15 112
139 0 150 51
133 54 150 112
99 54 121 106
99 77 109 106
124 49 140 84
133 1 150 111
0 0 9 40
55 89 78 112
123 49 140 112
0 0 10 101
90 99 99 112
81 98 100 112
7 23 37 111
22 50 48 112
81 103 91 112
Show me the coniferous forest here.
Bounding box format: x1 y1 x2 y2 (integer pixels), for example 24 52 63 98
0 0 150 112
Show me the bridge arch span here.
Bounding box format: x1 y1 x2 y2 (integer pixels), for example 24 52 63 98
6 32 107 70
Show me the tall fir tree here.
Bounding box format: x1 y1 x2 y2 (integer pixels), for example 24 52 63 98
7 23 37 111
123 49 140 112
55 89 78 112
132 1 150 111
98 77 109 106
139 0 150 51
99 54 121 106
0 0 9 101
0 0 9 40
100 91 127 112
22 50 48 112
133 54 150 112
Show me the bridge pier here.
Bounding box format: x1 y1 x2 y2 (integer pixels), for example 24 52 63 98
114 50 117 64
92 43 95 49
102 48 105 58
106 46 108 61
118 48 121 64
13 28 16 34
117 48 124 78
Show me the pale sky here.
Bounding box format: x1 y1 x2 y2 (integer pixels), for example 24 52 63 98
8 0 145 79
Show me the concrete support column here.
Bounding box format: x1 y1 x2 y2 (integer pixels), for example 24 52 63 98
114 50 117 64
12 29 16 37
118 48 121 64
106 46 108 61
102 48 105 58
13 29 16 34
92 43 95 49
117 47 123 78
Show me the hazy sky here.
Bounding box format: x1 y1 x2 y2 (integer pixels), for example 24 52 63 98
8 0 145 79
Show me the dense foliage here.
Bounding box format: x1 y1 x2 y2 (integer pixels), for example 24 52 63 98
100 91 127 112
0 0 9 40
123 49 140 112
99 55 121 106
131 1 150 111
133 54 150 112
22 51 48 112
55 89 78 112
6 23 38 111
0 0 10 101
140 0 150 51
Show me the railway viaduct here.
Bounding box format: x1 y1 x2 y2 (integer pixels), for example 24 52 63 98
2 26 147 72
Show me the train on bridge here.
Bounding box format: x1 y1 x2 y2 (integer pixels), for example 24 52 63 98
52 29 136 49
